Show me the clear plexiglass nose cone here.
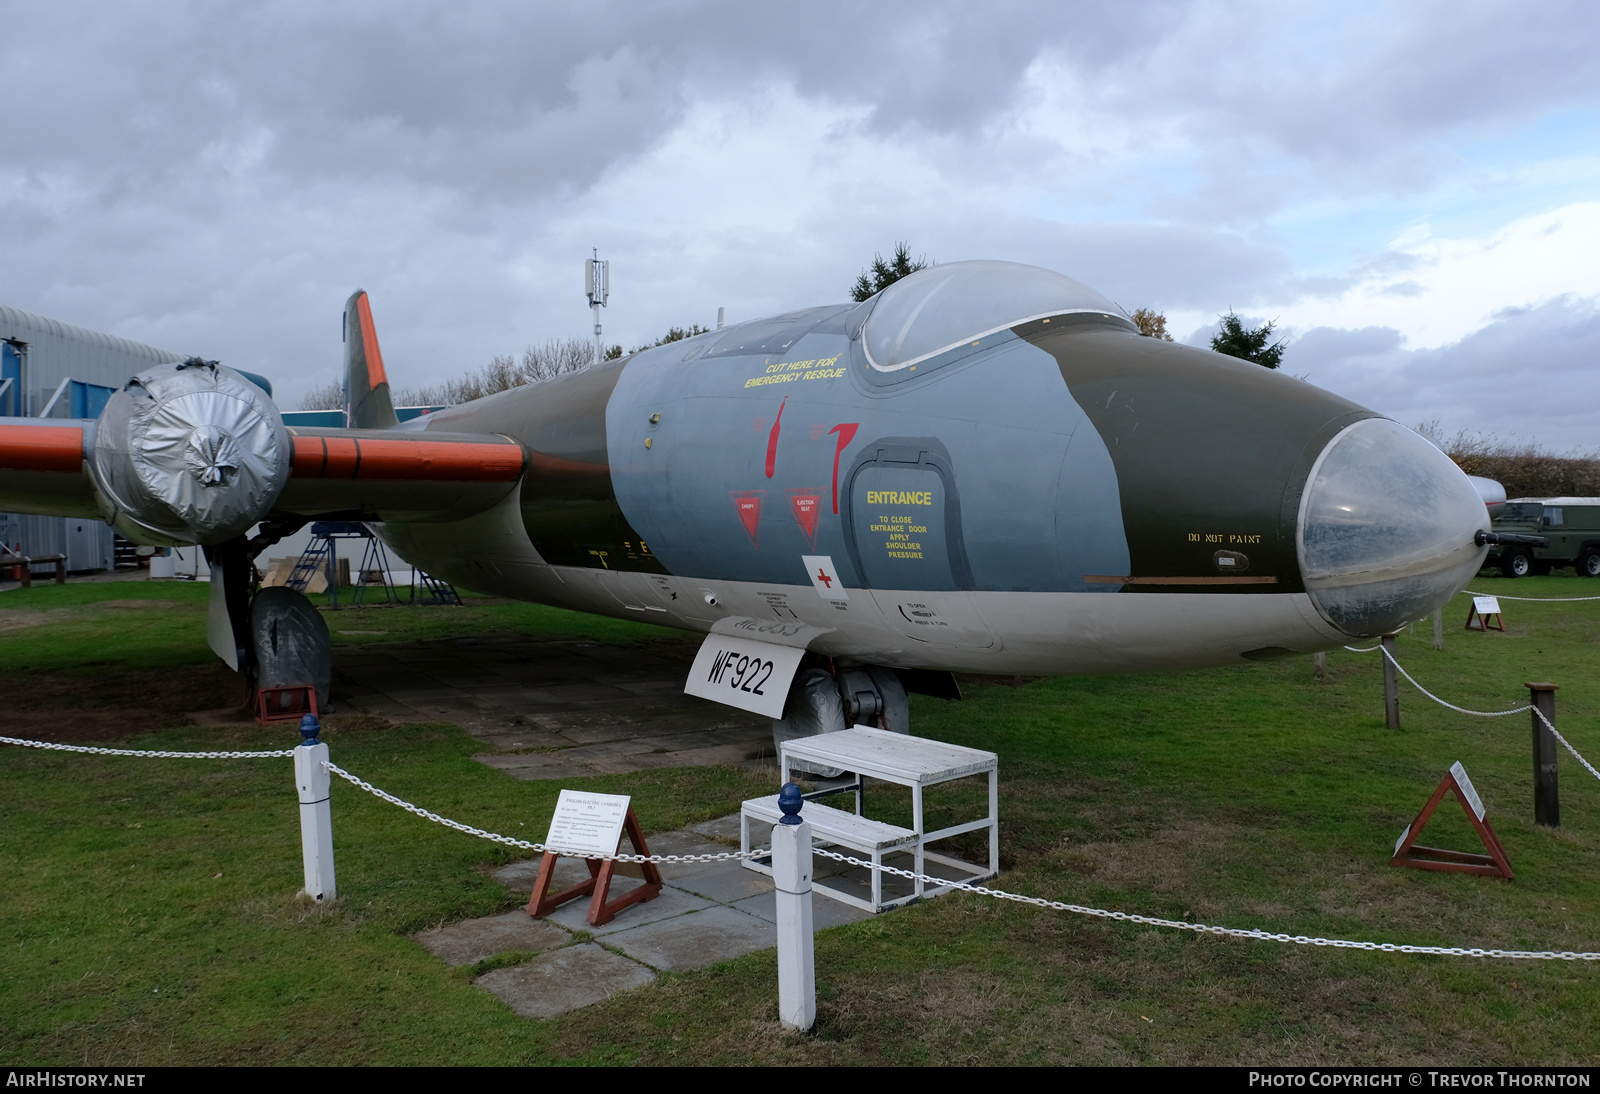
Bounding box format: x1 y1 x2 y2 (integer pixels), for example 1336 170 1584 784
1298 418 1488 637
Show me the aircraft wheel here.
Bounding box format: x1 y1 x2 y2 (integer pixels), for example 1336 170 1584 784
865 666 910 735
251 586 332 711
833 665 909 733
1501 549 1533 578
772 668 846 777
1578 548 1600 577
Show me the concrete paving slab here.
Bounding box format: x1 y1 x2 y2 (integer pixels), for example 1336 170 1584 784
541 882 714 936
729 890 876 930
668 859 776 903
688 813 745 844
494 855 600 894
414 910 573 967
637 830 728 859
476 944 656 1020
332 633 767 777
605 905 777 972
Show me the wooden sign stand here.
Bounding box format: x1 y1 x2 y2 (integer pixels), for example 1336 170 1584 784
526 806 663 926
1465 596 1505 632
1391 763 1513 879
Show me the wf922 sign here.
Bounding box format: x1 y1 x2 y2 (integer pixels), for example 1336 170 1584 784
684 634 807 718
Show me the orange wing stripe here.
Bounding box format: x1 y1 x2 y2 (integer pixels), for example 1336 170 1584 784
355 293 388 389
0 425 85 474
290 436 523 482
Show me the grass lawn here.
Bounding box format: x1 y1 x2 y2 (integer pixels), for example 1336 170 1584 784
3 573 1600 1065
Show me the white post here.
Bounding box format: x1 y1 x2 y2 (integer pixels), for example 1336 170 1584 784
294 717 337 902
772 783 815 1031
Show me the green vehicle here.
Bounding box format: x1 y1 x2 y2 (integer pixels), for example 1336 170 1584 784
1487 497 1600 577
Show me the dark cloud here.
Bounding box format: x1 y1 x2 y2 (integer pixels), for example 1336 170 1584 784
0 1 1595 417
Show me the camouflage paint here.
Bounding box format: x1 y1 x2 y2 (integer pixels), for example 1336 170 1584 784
603 309 1131 595
1022 315 1376 595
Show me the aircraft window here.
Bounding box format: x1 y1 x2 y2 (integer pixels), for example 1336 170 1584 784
700 306 843 360
859 260 1131 372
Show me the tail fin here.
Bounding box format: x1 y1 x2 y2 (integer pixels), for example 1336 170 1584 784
342 289 399 429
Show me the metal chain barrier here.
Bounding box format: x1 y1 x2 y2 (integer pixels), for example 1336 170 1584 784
809 847 1600 961
323 759 768 864
1465 590 1600 602
0 734 294 759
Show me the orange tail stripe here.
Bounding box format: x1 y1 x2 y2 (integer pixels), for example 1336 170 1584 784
355 293 388 389
0 424 85 474
290 436 524 482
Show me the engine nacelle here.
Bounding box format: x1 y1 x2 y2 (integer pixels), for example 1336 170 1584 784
90 358 291 546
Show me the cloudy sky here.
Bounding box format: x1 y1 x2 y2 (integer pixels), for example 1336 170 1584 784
2 1 1597 447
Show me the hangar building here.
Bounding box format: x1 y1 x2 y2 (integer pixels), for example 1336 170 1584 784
0 304 186 572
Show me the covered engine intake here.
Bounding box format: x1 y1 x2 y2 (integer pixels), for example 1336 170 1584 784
90 358 291 545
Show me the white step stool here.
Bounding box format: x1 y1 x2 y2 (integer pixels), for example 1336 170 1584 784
741 794 919 913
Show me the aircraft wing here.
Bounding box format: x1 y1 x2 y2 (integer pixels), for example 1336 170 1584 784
273 426 525 524
0 418 103 519
0 413 526 544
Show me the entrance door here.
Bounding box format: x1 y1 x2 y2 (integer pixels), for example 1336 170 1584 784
843 437 993 648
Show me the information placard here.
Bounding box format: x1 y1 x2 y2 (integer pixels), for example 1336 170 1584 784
1450 761 1486 821
1473 596 1501 616
544 790 630 858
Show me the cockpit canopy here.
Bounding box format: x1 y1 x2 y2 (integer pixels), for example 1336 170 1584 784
859 260 1133 372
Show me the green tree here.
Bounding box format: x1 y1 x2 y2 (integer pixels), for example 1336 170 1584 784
627 324 710 355
851 242 930 301
1210 310 1287 369
1131 308 1173 341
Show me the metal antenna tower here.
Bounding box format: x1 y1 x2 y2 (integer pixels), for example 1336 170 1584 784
585 249 610 365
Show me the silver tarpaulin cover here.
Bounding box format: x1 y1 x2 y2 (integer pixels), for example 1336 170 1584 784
93 359 290 545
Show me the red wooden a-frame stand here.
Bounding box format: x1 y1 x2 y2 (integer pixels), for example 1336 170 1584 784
526 806 663 926
1465 601 1505 631
1391 763 1513 879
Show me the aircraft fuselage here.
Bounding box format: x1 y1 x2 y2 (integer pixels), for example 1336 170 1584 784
379 277 1487 677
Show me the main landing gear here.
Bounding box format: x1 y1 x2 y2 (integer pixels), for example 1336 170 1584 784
771 660 956 776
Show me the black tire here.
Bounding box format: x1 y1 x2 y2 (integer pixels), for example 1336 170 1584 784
1578 548 1600 578
1501 548 1533 578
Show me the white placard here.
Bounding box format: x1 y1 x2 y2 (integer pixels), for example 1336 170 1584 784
1473 596 1501 616
685 632 807 718
544 789 630 858
1394 823 1411 857
802 554 848 600
1450 761 1486 821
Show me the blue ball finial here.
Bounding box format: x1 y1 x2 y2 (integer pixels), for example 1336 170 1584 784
299 713 322 745
778 782 804 825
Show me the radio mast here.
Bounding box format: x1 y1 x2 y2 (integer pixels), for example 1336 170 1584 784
585 249 610 365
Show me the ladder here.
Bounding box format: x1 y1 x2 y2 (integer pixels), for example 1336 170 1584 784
412 568 463 605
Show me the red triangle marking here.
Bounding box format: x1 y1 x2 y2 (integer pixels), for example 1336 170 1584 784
731 491 764 547
786 490 822 549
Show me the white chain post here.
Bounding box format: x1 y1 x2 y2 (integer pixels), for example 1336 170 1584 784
772 782 816 1031
294 715 337 902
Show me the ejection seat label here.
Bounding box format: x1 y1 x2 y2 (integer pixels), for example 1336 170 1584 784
684 633 807 719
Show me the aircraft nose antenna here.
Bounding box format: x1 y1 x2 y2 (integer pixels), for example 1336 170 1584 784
1298 418 1488 637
